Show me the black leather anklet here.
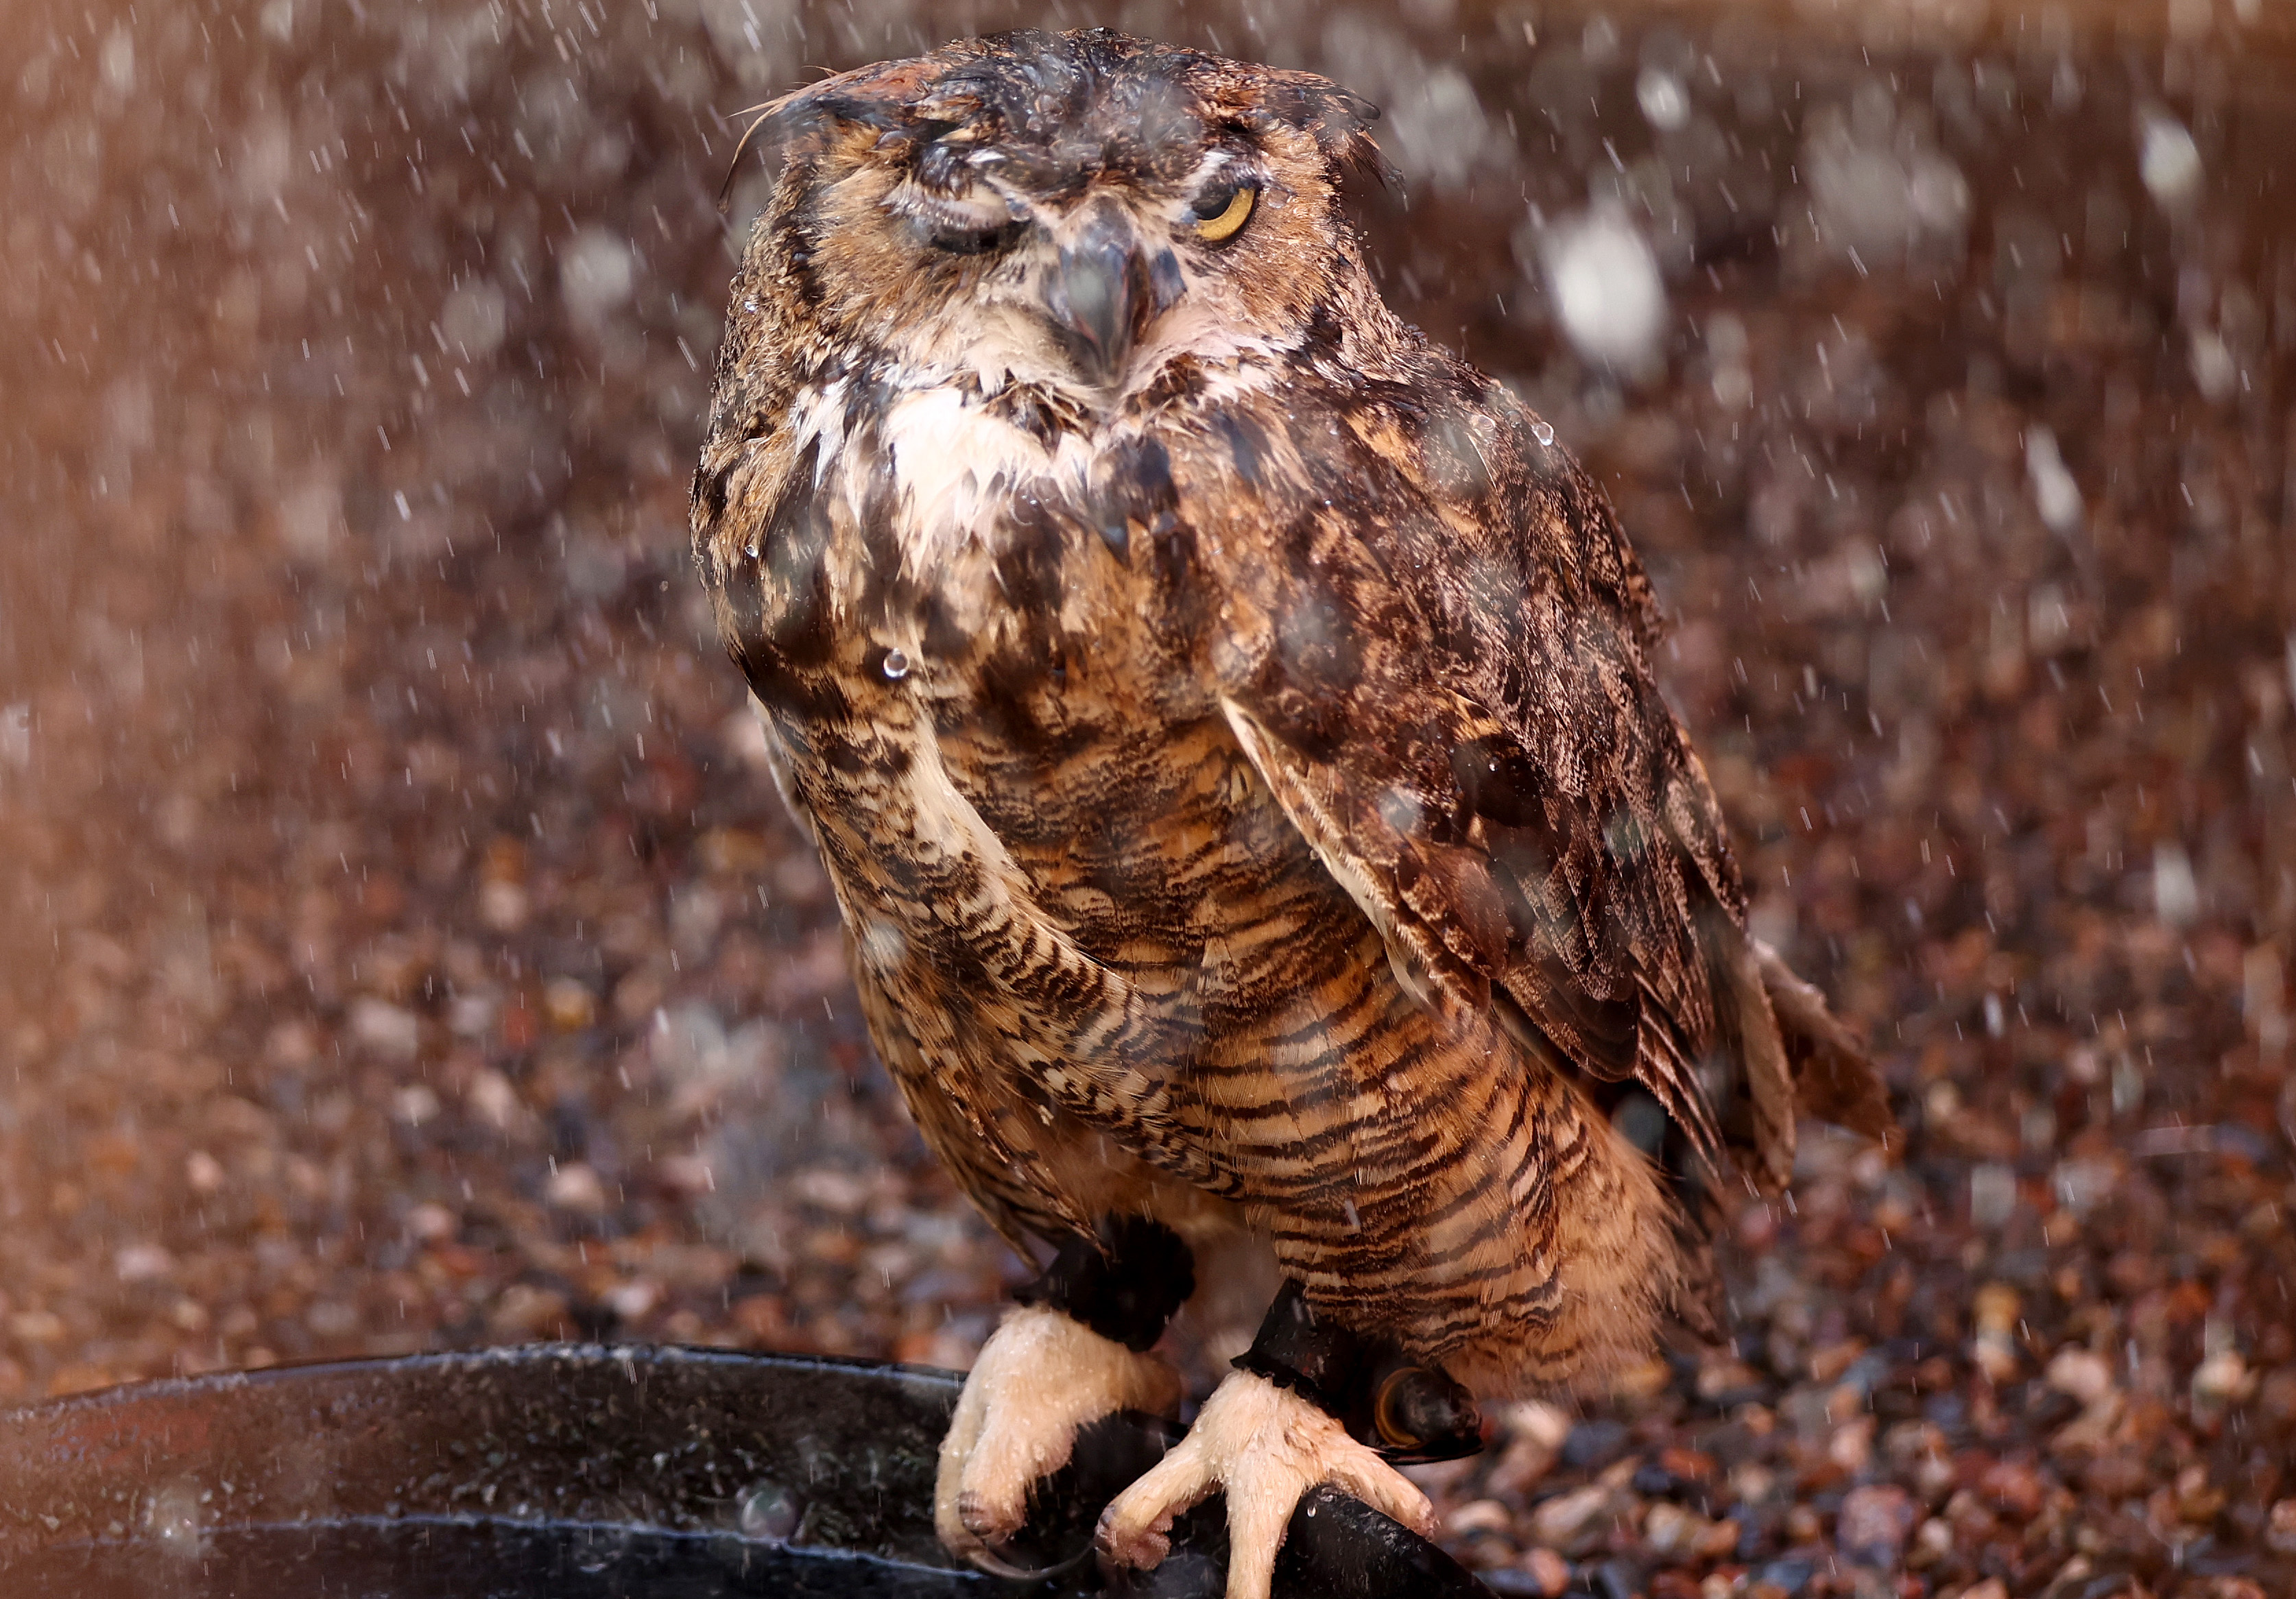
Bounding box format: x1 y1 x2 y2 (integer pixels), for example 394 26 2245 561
1233 1281 1484 1463
1011 1216 1195 1353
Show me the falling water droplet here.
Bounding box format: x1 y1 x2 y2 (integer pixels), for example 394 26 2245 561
144 1481 205 1559
882 648 911 681
2138 113 2201 208
1635 67 1688 131
1529 418 1555 448
739 1480 803 1542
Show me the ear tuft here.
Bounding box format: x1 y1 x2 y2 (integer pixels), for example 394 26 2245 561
1225 69 1398 192
717 53 957 213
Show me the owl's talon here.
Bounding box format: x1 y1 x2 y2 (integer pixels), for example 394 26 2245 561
954 1487 1021 1546
1095 1369 1437 1599
934 1303 1184 1571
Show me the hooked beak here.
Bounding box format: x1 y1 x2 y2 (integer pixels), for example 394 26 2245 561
1042 205 1172 388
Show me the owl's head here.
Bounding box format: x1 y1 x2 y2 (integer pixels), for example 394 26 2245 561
732 29 1389 405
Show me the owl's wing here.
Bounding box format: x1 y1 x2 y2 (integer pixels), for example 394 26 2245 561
1189 374 1890 1192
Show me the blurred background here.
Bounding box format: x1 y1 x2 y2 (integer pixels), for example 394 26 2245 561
3 0 2294 1594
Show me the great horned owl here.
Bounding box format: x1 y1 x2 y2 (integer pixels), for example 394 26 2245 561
693 28 1892 1598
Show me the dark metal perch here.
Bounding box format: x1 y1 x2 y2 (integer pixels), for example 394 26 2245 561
0 1346 1494 1599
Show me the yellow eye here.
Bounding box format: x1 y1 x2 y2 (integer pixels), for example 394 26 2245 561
1191 182 1257 243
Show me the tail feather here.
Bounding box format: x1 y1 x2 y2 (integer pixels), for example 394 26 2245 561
1750 939 1898 1151
1657 936 1896 1347
1718 935 1801 1196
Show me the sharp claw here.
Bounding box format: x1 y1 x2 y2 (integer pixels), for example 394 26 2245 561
955 1533 1089 1582
945 1483 1092 1582
956 1487 1025 1546
1098 1441 1215 1571
1095 1498 1173 1570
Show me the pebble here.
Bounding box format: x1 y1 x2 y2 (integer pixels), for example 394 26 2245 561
1486 1402 1570 1497
1906 1516 1954 1570
1835 1483 1917 1566
545 1162 609 1214
2267 1499 2296 1556
1517 1547 1570 1597
1979 1458 2046 1519
2190 1348 2256 1405
1640 1500 1708 1561
2046 1347 2117 1406
1526 1483 1618 1557
1447 1498 1514 1537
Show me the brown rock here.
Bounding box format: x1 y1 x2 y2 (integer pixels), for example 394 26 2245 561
2079 1451 2150 1500
1980 1456 2046 1518
1486 1401 1570 1497
1518 1547 1570 1598
1641 1500 1716 1562
2170 1465 2225 1524
1447 1499 1515 1538
2039 1556 2150 1598
1904 1515 1952 1570
2045 1347 2116 1405
1527 1483 1621 1557
2266 1498 2296 1555
486 1282 570 1340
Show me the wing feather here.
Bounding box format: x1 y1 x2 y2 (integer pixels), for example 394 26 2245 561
1195 361 1881 1188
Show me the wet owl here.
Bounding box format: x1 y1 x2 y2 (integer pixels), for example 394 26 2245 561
692 28 1893 1599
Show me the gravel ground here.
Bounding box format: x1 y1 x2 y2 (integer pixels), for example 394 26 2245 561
4 1 2295 1596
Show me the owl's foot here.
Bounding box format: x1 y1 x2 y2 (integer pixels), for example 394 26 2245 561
935 1303 1184 1568
1098 1280 1481 1599
936 1216 1198 1573
1095 1368 1437 1599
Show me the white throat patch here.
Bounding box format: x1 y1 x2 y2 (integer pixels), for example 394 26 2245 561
791 335 1280 580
